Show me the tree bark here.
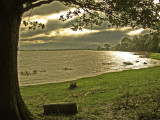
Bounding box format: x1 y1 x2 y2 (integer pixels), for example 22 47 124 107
0 2 34 120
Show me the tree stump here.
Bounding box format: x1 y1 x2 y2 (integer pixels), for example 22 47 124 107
43 102 78 115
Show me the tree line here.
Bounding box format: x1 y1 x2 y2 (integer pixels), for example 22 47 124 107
112 32 160 53
97 43 111 51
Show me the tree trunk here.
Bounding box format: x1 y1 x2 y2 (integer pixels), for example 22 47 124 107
0 2 34 120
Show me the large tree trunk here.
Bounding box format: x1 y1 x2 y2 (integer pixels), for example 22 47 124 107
0 2 34 120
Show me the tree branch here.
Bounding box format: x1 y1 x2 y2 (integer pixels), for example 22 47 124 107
23 0 55 12
68 0 106 12
23 0 41 4
23 0 101 13
69 0 84 8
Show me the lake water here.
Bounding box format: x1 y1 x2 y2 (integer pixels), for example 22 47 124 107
18 50 160 86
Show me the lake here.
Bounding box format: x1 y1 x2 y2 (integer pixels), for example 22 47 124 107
18 50 160 86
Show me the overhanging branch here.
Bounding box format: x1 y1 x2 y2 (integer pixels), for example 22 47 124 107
23 0 55 12
23 0 103 13
69 0 106 12
23 0 41 4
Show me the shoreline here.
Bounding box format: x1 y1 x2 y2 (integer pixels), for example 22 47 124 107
21 66 160 119
20 65 160 87
19 51 160 87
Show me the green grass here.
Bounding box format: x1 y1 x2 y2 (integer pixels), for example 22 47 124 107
150 53 160 60
20 66 160 120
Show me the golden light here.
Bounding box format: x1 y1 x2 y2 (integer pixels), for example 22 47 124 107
58 28 99 36
22 40 45 44
47 11 70 20
105 27 131 32
22 33 47 39
154 0 159 4
32 19 47 24
46 8 84 20
127 28 144 36
106 28 116 31
22 8 84 25
115 52 138 62
50 32 56 36
22 15 48 25
120 27 131 31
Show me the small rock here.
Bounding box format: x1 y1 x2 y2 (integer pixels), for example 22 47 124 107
154 62 157 64
123 62 133 65
64 68 72 70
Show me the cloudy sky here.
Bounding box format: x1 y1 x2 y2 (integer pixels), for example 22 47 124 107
19 1 148 50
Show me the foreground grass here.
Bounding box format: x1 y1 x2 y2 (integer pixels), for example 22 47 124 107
20 66 160 120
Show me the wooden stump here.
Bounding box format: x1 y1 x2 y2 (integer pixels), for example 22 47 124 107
43 102 78 115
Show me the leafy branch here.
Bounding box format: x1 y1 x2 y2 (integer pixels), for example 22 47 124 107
23 20 45 30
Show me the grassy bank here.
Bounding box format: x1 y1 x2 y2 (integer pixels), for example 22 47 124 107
134 52 160 60
150 53 160 60
20 66 160 120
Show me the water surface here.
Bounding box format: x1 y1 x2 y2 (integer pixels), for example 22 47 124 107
18 50 160 86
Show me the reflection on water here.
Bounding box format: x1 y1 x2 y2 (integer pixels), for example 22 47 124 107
18 50 160 86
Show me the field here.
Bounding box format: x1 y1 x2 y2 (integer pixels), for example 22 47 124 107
21 66 160 120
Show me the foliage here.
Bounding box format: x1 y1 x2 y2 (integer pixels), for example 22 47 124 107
104 43 110 50
113 32 160 52
96 43 110 50
59 0 160 31
23 20 45 30
22 0 160 31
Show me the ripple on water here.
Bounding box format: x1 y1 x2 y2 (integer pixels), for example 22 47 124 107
18 50 160 86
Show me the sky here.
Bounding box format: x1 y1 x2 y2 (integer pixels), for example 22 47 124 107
19 1 148 50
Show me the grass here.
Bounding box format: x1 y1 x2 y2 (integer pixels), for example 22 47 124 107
150 53 160 60
20 66 160 120
134 52 160 60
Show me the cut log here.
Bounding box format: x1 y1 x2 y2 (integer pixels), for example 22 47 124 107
43 102 78 115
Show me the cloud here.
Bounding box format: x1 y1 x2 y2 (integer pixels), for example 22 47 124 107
22 40 46 44
154 0 159 4
127 28 144 36
23 1 71 17
20 2 148 50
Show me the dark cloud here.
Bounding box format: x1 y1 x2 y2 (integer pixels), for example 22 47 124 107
20 2 147 50
20 29 130 49
19 42 90 50
23 1 70 17
20 19 74 38
20 20 62 38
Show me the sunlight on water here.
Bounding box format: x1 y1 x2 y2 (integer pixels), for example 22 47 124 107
114 52 138 61
18 51 160 86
